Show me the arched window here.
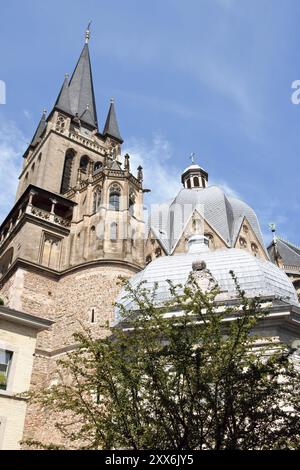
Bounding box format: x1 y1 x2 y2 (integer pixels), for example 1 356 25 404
80 155 89 173
31 163 35 173
109 184 121 211
239 237 247 248
129 191 135 216
0 247 14 279
155 247 162 258
201 177 206 188
204 232 214 248
193 176 200 187
60 149 75 194
251 242 259 256
187 178 191 189
110 222 117 240
93 187 101 213
94 161 103 174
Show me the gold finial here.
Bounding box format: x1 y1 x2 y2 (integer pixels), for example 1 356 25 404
85 21 92 44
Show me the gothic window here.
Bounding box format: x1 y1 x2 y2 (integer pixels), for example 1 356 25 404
155 247 162 258
94 161 103 174
201 177 206 188
109 184 121 211
129 190 136 216
110 222 117 240
187 178 191 189
204 232 214 248
41 233 62 269
31 163 35 173
251 242 259 256
193 176 200 187
80 155 89 173
239 237 247 248
56 114 66 133
38 153 42 162
0 248 14 279
243 224 249 233
146 255 152 265
131 228 136 247
60 149 75 194
93 187 102 213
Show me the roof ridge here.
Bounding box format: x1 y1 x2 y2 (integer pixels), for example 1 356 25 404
277 236 300 253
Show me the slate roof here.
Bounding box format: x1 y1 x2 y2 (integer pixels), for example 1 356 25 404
55 43 98 129
268 237 300 267
30 110 47 147
103 100 123 142
149 185 267 255
117 248 298 314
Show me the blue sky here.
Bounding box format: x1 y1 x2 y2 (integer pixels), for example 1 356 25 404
0 0 299 245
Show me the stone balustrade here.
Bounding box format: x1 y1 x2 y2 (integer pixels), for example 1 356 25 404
0 201 71 249
68 132 106 154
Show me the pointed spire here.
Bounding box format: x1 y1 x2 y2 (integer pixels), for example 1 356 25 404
103 98 123 143
67 38 98 129
30 109 47 147
54 74 72 115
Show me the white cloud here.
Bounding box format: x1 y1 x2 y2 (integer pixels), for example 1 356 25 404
123 135 182 207
124 135 240 208
0 117 27 223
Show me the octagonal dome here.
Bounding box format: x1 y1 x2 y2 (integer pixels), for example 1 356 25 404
117 248 298 315
148 185 266 255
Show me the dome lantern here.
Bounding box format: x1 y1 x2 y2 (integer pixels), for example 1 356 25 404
181 153 208 189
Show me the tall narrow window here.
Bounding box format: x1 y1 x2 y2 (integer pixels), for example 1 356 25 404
109 184 121 211
110 222 117 240
80 155 89 173
129 191 135 216
61 149 74 194
93 187 102 213
0 349 13 391
187 179 191 189
94 161 103 174
193 176 199 187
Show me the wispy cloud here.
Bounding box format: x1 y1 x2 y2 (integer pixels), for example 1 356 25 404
0 116 27 223
124 135 181 205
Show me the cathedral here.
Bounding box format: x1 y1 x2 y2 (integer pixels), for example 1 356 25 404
0 29 300 449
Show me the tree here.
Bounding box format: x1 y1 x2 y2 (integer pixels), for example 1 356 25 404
25 272 300 450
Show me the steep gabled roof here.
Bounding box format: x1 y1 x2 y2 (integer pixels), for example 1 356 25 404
54 43 98 129
54 75 72 115
268 237 300 267
103 100 123 143
30 110 47 147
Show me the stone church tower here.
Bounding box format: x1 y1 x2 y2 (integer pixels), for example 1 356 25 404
0 28 146 440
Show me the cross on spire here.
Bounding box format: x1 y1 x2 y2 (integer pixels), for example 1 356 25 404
190 152 196 164
85 21 92 44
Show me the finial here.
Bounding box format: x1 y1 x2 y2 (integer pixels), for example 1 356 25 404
43 108 47 116
269 223 277 243
65 73 69 79
110 97 115 104
85 21 92 44
190 152 196 164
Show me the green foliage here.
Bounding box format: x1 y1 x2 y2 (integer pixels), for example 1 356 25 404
25 273 300 450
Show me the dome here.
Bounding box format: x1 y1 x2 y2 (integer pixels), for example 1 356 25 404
117 248 299 314
148 185 266 255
